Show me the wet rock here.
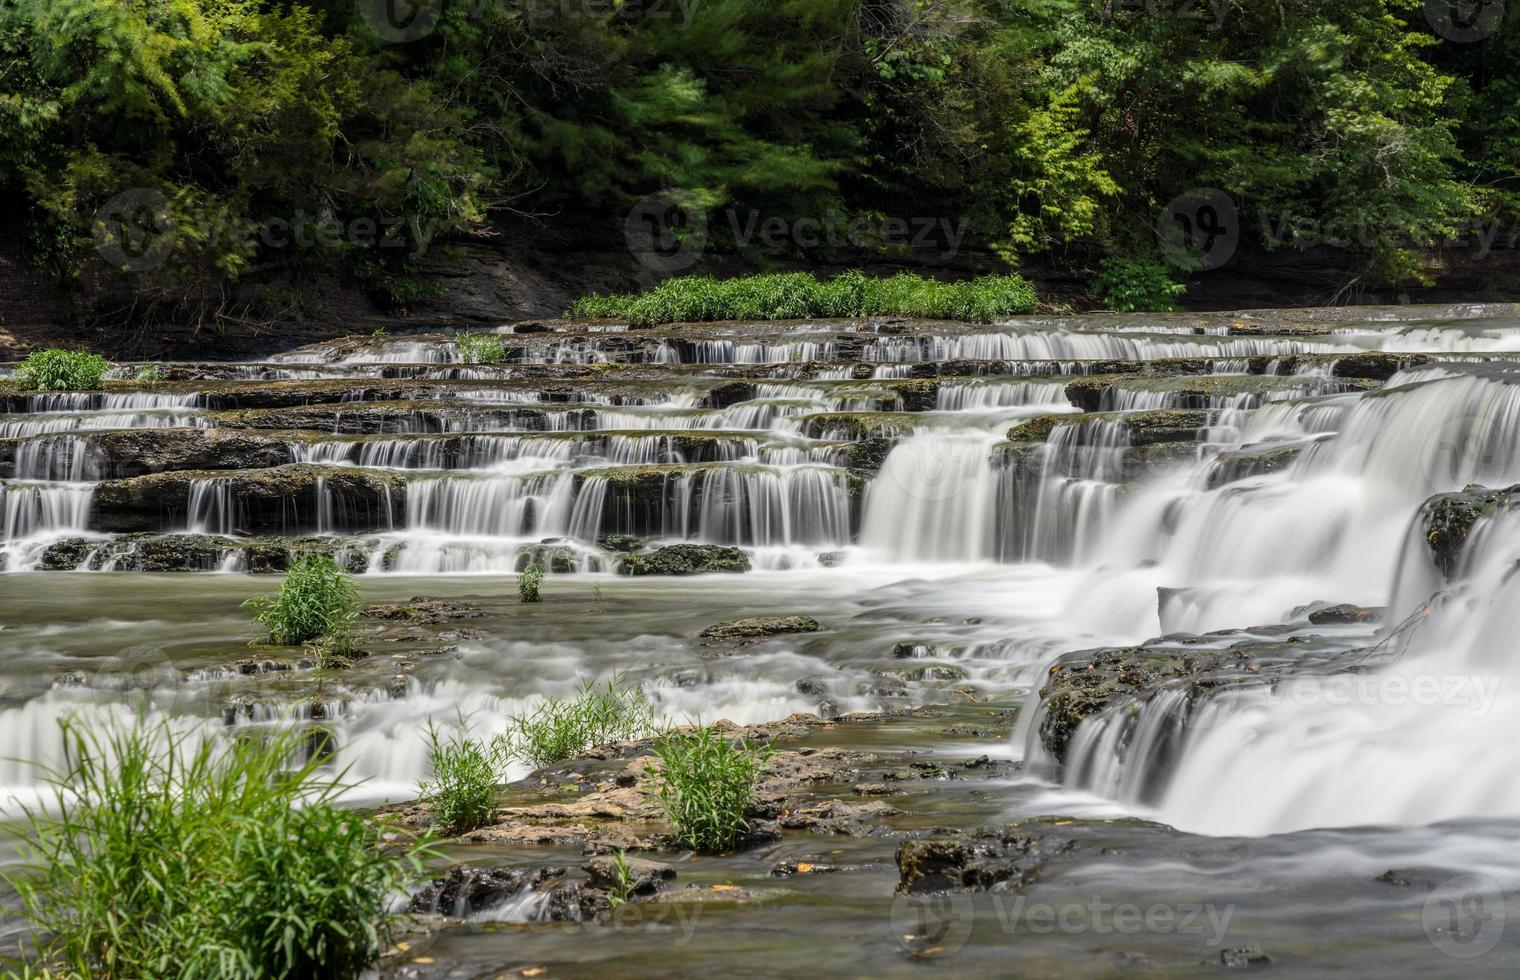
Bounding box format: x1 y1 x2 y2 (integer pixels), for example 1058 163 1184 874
700 615 820 639
841 436 895 476
816 550 848 567
1219 947 1272 969
407 865 565 917
892 641 936 659
873 663 967 682
620 544 752 576
1307 603 1380 626
364 597 488 624
582 855 675 897
1420 483 1520 579
1331 351 1430 381
599 534 647 553
778 800 901 835
91 465 404 535
1207 443 1306 488
896 823 1077 894
770 857 842 877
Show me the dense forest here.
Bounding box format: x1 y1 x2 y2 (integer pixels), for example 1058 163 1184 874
1 0 1516 323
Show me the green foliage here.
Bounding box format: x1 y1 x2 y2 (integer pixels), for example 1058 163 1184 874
570 272 1037 326
517 561 545 602
494 678 657 770
1093 259 1187 313
2 717 428 979
13 349 109 391
243 553 360 647
650 725 773 854
606 850 635 909
418 722 502 837
457 333 508 366
132 363 164 384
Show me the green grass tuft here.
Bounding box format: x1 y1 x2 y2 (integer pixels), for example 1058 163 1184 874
568 271 1037 327
649 725 773 853
494 678 657 769
517 562 545 603
419 722 503 837
243 553 360 647
14 349 110 391
455 333 508 365
2 717 430 979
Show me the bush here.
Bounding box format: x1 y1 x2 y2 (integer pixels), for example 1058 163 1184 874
3 718 428 979
518 562 545 603
1093 258 1187 313
494 678 657 769
456 333 507 365
243 553 360 647
419 722 502 837
568 272 1037 326
649 725 773 853
14 349 110 391
133 363 165 384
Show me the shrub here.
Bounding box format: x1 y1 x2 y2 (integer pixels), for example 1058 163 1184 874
2 718 429 979
1093 258 1187 313
494 678 657 769
134 363 165 384
419 722 502 837
568 272 1037 327
456 333 507 365
14 349 110 391
649 725 773 853
518 562 545 603
243 553 360 647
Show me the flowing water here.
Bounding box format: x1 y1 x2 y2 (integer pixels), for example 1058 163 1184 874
4 307 1520 975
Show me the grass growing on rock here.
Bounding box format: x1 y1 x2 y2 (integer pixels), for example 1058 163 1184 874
455 333 508 365
419 722 503 836
569 271 1037 326
2 718 429 979
243 553 361 646
518 562 545 603
494 678 657 769
13 349 110 391
650 725 773 853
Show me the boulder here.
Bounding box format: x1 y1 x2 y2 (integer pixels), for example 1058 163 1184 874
620 544 752 576
700 615 820 639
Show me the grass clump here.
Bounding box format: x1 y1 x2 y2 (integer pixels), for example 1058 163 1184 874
14 349 110 391
243 553 360 647
518 562 545 603
419 722 503 836
494 678 657 769
3 718 429 979
650 725 773 853
1093 258 1187 312
455 332 507 365
568 271 1037 327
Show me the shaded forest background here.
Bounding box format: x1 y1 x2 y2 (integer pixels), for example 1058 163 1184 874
1 0 1517 353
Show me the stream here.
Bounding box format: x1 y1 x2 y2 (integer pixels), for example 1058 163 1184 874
3 307 1520 975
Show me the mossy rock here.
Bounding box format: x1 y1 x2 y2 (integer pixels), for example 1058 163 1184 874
619 544 752 576
1420 483 1520 579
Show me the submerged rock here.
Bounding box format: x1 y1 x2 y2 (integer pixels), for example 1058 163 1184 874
700 615 821 639
619 544 752 576
896 822 1077 894
582 855 675 897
